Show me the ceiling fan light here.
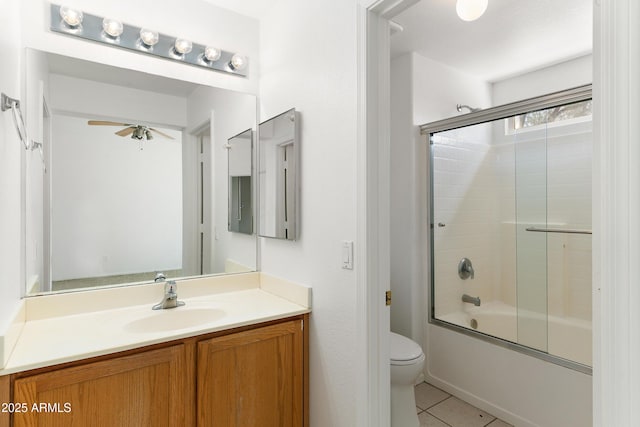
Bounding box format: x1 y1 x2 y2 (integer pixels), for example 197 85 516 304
456 0 488 22
132 127 145 140
145 130 153 140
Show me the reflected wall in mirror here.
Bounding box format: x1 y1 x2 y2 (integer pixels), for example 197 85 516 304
24 49 257 295
258 109 298 240
228 129 253 235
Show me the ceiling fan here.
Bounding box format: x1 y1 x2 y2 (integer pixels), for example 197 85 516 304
87 120 175 141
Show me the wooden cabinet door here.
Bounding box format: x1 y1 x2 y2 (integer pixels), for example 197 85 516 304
13 344 191 427
197 320 304 427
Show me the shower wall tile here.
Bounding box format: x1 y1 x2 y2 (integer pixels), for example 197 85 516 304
433 119 591 323
432 130 500 317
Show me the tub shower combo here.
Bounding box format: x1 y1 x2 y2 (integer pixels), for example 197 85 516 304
425 86 592 372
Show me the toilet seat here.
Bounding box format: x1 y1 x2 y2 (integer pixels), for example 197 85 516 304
390 332 424 365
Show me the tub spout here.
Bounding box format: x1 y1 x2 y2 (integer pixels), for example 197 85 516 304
462 294 481 306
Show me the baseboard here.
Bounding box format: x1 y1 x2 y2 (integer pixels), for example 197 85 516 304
424 371 537 427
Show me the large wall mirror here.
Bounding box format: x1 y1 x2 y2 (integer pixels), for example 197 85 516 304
258 108 298 240
24 49 257 295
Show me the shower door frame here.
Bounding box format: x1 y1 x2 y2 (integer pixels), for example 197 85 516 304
423 84 592 375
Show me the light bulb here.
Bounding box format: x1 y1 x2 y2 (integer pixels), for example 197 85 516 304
229 54 247 71
139 29 159 47
456 0 488 22
59 6 83 27
102 18 123 38
174 39 193 55
204 46 222 62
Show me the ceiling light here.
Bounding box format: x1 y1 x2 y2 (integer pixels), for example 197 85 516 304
456 0 488 22
229 54 247 71
139 29 159 47
204 46 222 62
102 18 123 38
59 6 83 27
132 127 145 140
174 39 193 55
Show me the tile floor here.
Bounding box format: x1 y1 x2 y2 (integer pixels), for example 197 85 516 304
415 382 513 427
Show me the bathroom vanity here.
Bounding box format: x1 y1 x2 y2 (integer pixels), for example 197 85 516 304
0 273 310 427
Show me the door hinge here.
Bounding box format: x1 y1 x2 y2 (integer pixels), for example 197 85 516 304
385 291 392 306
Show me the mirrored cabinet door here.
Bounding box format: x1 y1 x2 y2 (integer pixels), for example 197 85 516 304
258 108 298 240
228 129 253 234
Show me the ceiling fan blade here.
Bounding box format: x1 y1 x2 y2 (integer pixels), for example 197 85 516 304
88 120 131 126
149 128 176 140
115 127 136 137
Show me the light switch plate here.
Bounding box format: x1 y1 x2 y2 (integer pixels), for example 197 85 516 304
342 241 354 270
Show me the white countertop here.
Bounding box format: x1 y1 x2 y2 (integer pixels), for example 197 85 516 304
0 272 311 375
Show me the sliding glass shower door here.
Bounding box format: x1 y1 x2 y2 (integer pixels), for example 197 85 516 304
514 121 548 352
428 88 592 371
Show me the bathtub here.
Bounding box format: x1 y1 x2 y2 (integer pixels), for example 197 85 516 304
438 301 592 366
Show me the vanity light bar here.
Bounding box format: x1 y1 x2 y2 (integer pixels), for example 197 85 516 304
49 4 248 77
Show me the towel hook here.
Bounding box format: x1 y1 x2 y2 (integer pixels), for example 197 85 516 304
2 93 46 172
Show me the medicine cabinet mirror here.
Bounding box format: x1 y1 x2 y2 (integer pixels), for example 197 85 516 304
23 48 257 295
258 108 298 240
228 129 253 235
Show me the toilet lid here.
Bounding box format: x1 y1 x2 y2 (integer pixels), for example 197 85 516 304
390 332 423 362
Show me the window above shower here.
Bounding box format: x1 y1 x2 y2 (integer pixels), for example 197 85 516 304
506 99 593 134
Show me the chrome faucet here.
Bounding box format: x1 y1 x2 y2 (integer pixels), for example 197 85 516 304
458 258 475 280
462 294 481 306
152 279 185 310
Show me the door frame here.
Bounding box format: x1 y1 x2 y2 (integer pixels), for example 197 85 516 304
356 1 419 425
360 0 640 425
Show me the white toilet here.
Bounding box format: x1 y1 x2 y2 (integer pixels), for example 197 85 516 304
390 332 425 427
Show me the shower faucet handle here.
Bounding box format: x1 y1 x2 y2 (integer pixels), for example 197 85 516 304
458 258 474 280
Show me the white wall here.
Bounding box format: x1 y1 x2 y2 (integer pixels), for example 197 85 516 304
492 54 592 105
412 53 492 125
0 0 24 343
390 53 418 339
51 115 182 280
258 1 359 425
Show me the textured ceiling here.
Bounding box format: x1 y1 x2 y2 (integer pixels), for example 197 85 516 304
390 0 592 82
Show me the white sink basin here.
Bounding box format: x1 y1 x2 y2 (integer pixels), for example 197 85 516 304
124 308 225 333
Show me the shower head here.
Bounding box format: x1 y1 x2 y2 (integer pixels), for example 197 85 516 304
456 104 481 113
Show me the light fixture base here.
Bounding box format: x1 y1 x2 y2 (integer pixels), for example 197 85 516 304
49 3 248 77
